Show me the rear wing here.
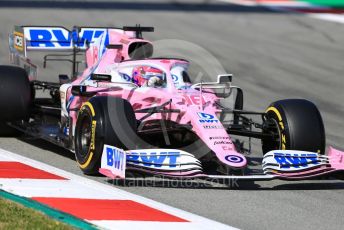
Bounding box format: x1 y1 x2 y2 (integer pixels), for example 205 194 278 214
9 26 123 54
9 25 154 54
9 25 154 79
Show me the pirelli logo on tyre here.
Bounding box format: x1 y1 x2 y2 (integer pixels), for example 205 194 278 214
266 107 287 150
90 120 97 151
14 31 24 51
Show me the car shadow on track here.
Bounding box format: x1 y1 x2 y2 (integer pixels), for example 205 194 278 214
15 135 108 178
16 136 75 160
269 181 344 190
105 177 344 190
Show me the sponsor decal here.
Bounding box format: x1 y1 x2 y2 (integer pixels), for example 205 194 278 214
203 125 222 129
214 141 232 145
225 155 244 164
63 127 69 136
14 31 24 51
274 153 319 169
127 151 180 168
209 136 229 140
106 146 126 171
222 146 232 151
172 74 179 82
102 145 126 178
182 95 206 105
120 73 132 82
24 27 108 49
198 112 219 123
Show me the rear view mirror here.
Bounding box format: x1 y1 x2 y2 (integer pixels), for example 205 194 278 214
90 73 112 82
217 74 232 84
71 85 87 96
71 85 96 97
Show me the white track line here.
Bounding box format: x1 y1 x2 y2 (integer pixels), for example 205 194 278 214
310 13 344 23
219 0 312 7
218 0 344 24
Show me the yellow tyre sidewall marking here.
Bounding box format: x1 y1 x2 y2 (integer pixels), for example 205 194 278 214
266 106 287 150
82 102 95 116
266 107 282 121
79 152 94 169
78 102 96 169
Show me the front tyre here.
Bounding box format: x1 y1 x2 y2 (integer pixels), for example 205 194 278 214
74 96 137 175
262 99 325 155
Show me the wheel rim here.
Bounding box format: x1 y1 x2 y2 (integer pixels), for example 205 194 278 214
79 115 92 158
263 117 281 151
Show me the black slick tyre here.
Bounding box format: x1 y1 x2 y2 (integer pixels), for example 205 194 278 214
74 96 137 174
262 99 325 155
0 66 32 136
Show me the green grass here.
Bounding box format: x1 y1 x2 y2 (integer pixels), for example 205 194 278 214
298 0 344 7
0 198 76 230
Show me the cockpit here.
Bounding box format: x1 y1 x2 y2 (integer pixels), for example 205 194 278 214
108 64 166 88
108 60 192 89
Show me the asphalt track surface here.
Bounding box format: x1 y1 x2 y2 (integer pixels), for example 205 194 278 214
0 0 344 229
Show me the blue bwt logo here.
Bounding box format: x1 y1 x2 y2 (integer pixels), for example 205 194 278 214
26 28 107 48
120 73 132 82
127 151 180 168
106 147 125 170
274 153 319 169
171 74 179 82
197 112 219 123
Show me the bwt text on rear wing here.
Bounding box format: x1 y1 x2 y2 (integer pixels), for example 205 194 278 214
9 25 153 53
9 26 118 53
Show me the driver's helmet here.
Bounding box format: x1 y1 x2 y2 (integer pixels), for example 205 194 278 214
132 66 164 87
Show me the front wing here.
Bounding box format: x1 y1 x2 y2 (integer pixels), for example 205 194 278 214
99 145 344 181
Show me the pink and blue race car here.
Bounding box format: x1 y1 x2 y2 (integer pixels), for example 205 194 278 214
1 25 343 182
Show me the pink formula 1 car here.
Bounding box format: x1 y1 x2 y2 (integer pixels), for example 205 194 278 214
1 25 343 181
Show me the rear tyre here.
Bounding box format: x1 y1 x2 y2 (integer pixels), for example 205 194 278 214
74 96 137 175
262 99 325 155
0 66 32 136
